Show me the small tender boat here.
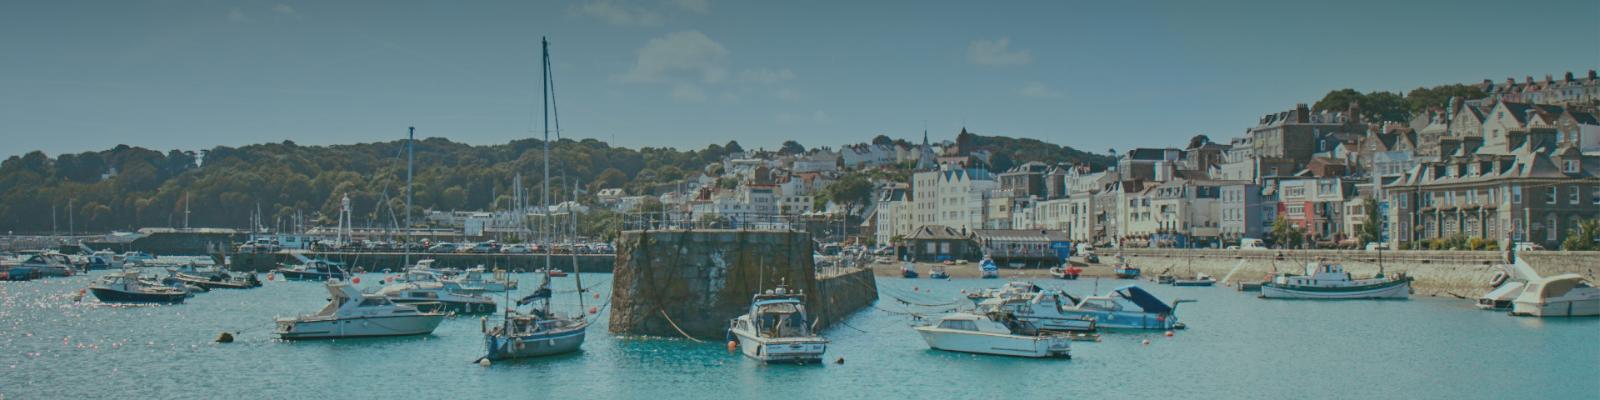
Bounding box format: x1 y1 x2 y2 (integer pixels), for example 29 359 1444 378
966 281 1044 304
534 268 568 278
454 266 517 292
1172 273 1216 287
928 266 949 280
275 279 445 340
1260 262 1411 300
901 262 919 279
274 259 350 281
1049 265 1082 280
979 257 999 279
89 270 188 304
1057 285 1188 330
728 285 829 364
914 312 1071 358
1510 274 1599 317
1477 252 1538 311
377 281 497 314
1113 260 1140 279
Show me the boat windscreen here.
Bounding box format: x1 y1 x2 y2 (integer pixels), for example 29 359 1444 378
1114 286 1172 314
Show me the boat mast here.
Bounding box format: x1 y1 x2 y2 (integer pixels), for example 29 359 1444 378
405 127 414 268
572 178 585 316
540 36 552 318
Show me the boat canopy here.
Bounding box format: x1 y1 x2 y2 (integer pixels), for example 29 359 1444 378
1480 281 1527 302
1532 274 1592 298
1113 285 1172 314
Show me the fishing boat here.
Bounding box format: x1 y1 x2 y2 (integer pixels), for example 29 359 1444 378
728 285 830 363
377 281 497 314
914 312 1071 358
89 270 189 304
1057 285 1188 330
274 279 446 340
1510 274 1599 317
454 266 517 292
977 290 1097 332
979 257 999 279
901 262 919 278
928 265 949 279
479 37 590 362
274 258 350 281
1260 262 1411 300
1172 273 1216 287
1112 255 1140 279
1049 265 1082 280
168 264 261 289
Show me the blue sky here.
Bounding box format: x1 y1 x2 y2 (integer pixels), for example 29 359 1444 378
2 0 1596 159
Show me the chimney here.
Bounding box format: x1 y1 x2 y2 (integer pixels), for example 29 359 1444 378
1296 103 1311 123
1346 101 1361 124
1590 70 1597 80
1525 76 1534 85
1566 71 1575 82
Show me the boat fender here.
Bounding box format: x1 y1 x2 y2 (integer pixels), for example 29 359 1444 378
478 358 491 367
835 357 845 365
515 339 525 350
1488 271 1508 287
727 340 737 353
480 317 487 333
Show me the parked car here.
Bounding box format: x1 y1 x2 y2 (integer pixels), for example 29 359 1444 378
502 244 531 253
589 242 614 253
467 242 497 253
1239 238 1267 250
428 243 458 253
1513 242 1545 252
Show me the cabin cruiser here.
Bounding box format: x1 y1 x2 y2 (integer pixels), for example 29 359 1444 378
1260 262 1411 300
1511 274 1599 317
377 281 497 314
274 259 350 281
728 285 829 363
1057 285 1187 330
453 266 517 292
399 267 484 294
1477 255 1540 311
481 274 589 361
17 253 76 278
914 312 1071 358
965 281 1044 304
89 270 189 304
275 279 445 340
977 291 1097 332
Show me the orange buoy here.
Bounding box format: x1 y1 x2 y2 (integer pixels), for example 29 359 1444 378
352 276 361 284
1165 331 1174 337
267 273 275 281
589 307 598 314
726 340 737 353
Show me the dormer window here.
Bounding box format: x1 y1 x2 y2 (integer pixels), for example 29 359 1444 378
1565 160 1580 173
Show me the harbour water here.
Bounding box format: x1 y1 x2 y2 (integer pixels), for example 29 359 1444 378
3 271 1596 399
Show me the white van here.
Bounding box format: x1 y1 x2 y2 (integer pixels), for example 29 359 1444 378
1237 238 1266 250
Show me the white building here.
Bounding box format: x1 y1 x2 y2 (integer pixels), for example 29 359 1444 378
911 166 997 234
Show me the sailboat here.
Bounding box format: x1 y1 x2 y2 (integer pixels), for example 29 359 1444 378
481 37 589 362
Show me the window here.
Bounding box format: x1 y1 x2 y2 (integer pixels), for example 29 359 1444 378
1546 187 1557 204
1592 187 1599 205
1565 160 1580 173
1547 215 1558 241
938 320 978 331
1512 185 1522 203
1570 186 1580 205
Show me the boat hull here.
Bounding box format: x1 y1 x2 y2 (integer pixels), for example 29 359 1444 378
274 314 444 340
913 327 1069 358
1114 269 1140 279
1511 298 1600 317
1057 310 1177 330
392 299 497 315
277 270 348 281
1260 279 1411 300
89 287 187 304
484 324 588 360
1171 279 1215 287
731 330 827 363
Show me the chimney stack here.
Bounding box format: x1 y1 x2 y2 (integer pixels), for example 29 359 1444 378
1566 71 1575 82
1525 76 1534 85
1589 70 1597 80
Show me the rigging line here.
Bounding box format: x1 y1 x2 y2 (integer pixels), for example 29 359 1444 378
658 309 705 343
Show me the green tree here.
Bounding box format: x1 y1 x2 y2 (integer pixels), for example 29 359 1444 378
1270 217 1304 249
1358 197 1382 245
780 140 806 155
817 175 874 217
871 135 893 146
1405 84 1487 114
1562 219 1600 251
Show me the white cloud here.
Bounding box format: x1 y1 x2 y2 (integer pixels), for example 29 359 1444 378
572 0 663 27
272 4 295 14
737 68 796 85
1018 81 1062 98
968 38 1033 66
671 83 707 102
669 0 710 13
621 31 729 83
227 7 249 22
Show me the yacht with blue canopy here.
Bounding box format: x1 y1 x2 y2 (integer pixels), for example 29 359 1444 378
1057 285 1189 330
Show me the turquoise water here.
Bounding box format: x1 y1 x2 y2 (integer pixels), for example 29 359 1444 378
3 271 1597 399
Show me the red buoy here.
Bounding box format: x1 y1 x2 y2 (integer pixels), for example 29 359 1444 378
589 307 598 314
352 276 361 284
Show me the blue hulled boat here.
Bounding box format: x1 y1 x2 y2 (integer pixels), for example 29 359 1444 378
1057 285 1188 330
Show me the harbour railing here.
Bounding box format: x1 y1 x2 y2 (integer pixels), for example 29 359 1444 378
621 211 812 232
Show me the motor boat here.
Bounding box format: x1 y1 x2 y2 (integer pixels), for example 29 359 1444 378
1511 274 1599 317
914 312 1071 358
534 268 568 278
966 281 1044 305
1477 252 1538 311
1049 265 1082 280
979 257 999 279
728 285 829 363
167 264 261 289
17 253 75 278
89 270 189 304
976 290 1097 332
1113 257 1140 279
453 266 517 292
1057 285 1188 330
274 259 350 281
274 279 445 340
1260 262 1411 300
400 267 484 295
928 266 949 280
377 281 497 314
1172 273 1216 287
901 262 919 279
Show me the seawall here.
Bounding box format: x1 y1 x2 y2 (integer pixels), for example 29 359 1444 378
607 229 877 339
230 252 615 273
1110 249 1597 296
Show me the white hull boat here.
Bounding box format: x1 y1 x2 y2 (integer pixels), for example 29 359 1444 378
1511 273 1600 317
977 291 1097 332
914 313 1069 358
728 285 828 363
1260 262 1411 300
275 280 445 340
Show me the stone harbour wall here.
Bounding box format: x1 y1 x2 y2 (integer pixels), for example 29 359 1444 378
608 229 877 339
1112 249 1598 296
811 268 878 330
230 252 615 273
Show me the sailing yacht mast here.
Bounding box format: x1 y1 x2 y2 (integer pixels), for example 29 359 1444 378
540 36 553 317
405 126 414 268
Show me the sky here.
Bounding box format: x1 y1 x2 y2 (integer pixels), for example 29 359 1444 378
2 0 1597 159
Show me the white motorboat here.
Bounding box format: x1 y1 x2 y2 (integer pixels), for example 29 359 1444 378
1477 255 1539 310
977 291 1097 332
274 280 445 340
1260 262 1411 300
728 285 829 364
399 267 484 295
377 281 497 314
1511 274 1600 317
965 281 1043 304
1057 285 1188 330
454 266 517 292
914 312 1071 358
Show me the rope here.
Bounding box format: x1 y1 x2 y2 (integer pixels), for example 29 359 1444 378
658 310 704 343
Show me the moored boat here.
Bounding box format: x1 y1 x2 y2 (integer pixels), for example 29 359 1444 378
928 265 949 279
1049 265 1082 280
914 312 1070 358
979 257 999 279
1172 273 1216 287
977 290 1097 332
274 279 445 340
274 258 350 281
1510 274 1599 317
1057 285 1187 330
89 270 188 304
378 281 497 314
728 285 829 364
1260 262 1411 300
901 262 919 279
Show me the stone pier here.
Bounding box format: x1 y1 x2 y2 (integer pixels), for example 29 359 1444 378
230 251 615 273
607 229 877 339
